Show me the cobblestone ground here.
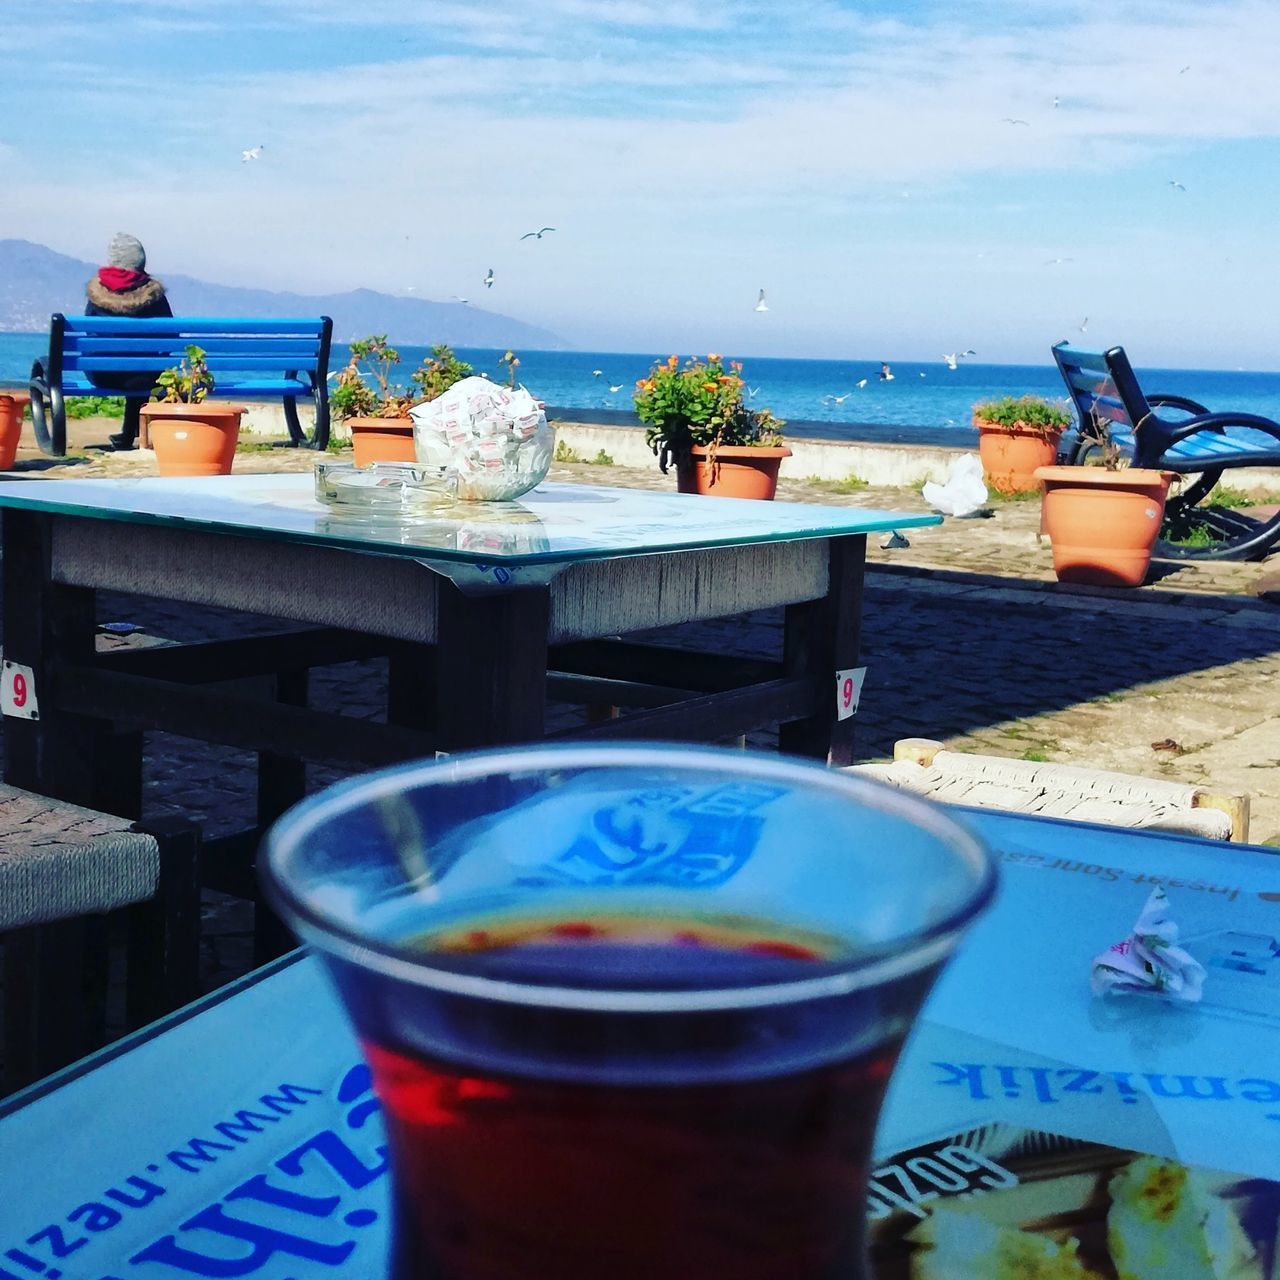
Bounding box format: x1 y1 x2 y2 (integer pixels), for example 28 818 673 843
4 422 1278 1002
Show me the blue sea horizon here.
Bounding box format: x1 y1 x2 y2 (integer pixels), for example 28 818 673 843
5 332 1280 445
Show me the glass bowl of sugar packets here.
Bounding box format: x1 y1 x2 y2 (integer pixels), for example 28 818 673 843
315 378 555 513
410 377 553 502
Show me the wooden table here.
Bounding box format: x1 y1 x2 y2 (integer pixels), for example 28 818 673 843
0 474 938 806
3 807 1277 1275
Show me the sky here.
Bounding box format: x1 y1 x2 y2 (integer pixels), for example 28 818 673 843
5 0 1280 367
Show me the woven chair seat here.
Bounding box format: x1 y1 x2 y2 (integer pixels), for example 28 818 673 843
0 786 158 930
848 741 1245 842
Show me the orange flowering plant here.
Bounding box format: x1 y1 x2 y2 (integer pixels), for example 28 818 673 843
634 353 784 473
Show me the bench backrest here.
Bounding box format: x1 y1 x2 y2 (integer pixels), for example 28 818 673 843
1051 341 1156 431
48 315 333 380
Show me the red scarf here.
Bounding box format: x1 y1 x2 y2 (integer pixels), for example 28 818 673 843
98 266 149 292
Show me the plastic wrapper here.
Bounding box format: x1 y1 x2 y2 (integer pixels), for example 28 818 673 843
410 377 553 501
923 453 989 518
1091 885 1207 1002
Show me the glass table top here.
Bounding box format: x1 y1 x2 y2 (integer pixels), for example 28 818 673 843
0 474 942 567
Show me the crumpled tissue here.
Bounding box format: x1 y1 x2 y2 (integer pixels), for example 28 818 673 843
410 376 554 501
922 453 988 518
1091 885 1206 1002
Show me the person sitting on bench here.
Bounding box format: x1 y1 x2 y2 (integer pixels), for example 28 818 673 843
84 232 172 451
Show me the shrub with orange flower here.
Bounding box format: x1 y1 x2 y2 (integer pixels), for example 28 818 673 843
634 353 784 473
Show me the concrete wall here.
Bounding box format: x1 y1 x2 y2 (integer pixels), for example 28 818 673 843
546 421 1280 492
548 421 964 487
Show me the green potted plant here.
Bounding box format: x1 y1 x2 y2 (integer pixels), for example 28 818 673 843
0 390 30 470
972 394 1072 494
139 345 245 476
331 336 416 465
334 337 475 465
635 354 790 499
1034 415 1174 587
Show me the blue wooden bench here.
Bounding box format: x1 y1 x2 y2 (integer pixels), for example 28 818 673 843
28 314 334 455
1052 341 1280 560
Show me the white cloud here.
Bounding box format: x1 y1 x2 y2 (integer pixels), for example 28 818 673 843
8 0 1280 362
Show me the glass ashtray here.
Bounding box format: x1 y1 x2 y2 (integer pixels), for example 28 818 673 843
314 460 454 511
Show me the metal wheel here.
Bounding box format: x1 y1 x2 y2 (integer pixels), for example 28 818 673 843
27 362 60 455
1156 501 1280 561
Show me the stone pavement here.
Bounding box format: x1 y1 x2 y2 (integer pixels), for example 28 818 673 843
2 418 1278 1004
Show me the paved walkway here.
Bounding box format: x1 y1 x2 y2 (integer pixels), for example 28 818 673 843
3 419 1278 999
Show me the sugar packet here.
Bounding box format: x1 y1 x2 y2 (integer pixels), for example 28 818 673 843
1091 885 1206 1002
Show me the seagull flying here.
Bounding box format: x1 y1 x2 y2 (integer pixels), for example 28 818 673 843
520 226 556 240
1052 95 1060 108
484 268 494 288
1179 64 1191 73
452 295 469 305
591 369 604 377
241 145 264 163
943 353 959 370
962 349 977 357
1168 179 1186 191
1044 256 1074 266
1002 117 1030 126
1079 316 1089 333
608 384 623 393
855 378 868 389
746 385 760 398
879 362 895 382
823 392 852 404
754 288 769 312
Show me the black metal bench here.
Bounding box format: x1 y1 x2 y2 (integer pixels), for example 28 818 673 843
1053 342 1280 560
29 314 334 456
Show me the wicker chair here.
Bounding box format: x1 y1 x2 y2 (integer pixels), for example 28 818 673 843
848 738 1249 843
0 786 200 1093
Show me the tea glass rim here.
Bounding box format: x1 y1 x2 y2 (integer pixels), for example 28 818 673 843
261 743 998 1014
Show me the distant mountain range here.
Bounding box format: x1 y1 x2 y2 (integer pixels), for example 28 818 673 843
0 240 567 349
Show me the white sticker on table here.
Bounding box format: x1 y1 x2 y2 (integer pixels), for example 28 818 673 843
0 659 39 720
835 666 866 721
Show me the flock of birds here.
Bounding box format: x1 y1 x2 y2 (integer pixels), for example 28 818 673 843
241 64 1194 337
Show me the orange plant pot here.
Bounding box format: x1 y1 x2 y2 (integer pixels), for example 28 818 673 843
0 392 30 469
347 417 416 466
140 402 244 476
976 420 1062 494
1035 466 1174 588
674 445 792 500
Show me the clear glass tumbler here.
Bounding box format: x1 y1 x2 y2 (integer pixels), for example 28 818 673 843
262 744 996 1280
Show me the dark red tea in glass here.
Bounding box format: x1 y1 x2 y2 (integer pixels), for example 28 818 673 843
263 745 996 1279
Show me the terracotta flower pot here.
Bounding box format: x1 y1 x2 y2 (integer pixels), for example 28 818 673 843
675 445 792 500
347 417 416 466
0 392 30 470
976 419 1062 494
140 402 245 477
1035 466 1175 588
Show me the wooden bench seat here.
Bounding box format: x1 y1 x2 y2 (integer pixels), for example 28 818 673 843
29 314 334 455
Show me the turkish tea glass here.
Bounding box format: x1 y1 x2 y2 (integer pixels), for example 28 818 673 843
262 743 997 1280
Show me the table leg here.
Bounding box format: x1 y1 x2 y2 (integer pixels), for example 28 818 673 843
388 641 436 730
2 510 103 806
778 534 866 766
253 669 309 965
435 582 550 750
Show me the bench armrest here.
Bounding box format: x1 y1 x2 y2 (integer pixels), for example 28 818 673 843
1148 393 1208 416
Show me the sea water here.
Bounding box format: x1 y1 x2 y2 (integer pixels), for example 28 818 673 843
5 331 1279 444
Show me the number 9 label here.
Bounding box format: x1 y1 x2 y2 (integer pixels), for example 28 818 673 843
835 666 866 721
1 659 39 720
